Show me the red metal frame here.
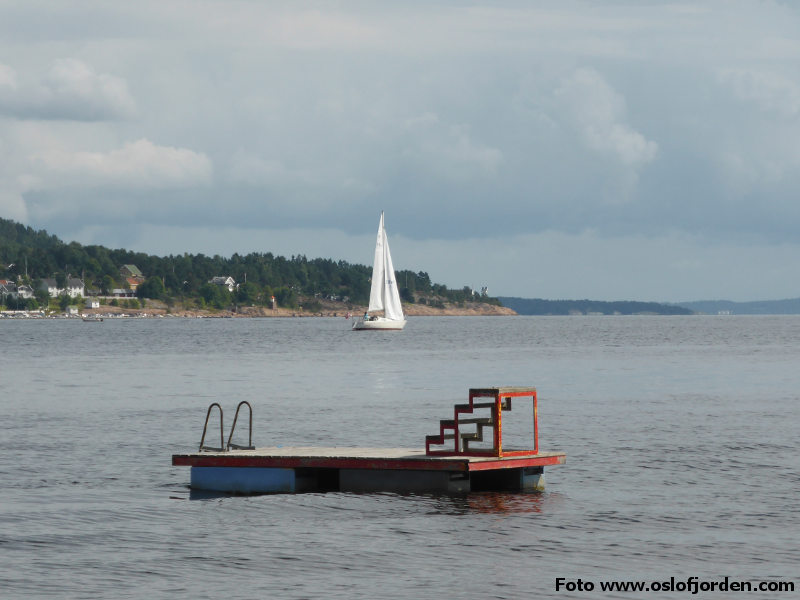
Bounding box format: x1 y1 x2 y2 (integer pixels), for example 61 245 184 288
425 387 538 457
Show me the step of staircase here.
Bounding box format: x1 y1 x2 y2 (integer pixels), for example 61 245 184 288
454 402 495 410
426 434 455 445
456 417 493 425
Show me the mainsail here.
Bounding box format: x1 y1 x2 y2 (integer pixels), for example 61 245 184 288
367 212 404 321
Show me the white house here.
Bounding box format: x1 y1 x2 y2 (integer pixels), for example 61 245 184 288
209 276 236 292
86 298 100 309
40 279 59 298
40 278 85 298
16 284 34 299
65 278 85 298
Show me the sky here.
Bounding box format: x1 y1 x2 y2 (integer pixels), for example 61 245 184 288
2 1 800 302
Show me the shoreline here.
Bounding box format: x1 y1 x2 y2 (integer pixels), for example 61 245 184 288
1 301 517 319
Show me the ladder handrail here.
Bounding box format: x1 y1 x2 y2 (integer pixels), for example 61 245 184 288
227 401 255 450
199 403 224 452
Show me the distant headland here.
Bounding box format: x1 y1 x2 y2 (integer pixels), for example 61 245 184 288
498 297 692 316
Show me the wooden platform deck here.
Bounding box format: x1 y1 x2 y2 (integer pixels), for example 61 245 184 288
173 447 565 470
172 447 566 494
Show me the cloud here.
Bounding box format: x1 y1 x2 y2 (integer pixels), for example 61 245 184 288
554 68 658 168
267 9 382 50
9 138 213 231
718 68 800 117
30 139 212 190
227 152 312 188
401 112 503 180
0 63 17 88
0 189 28 223
0 58 137 121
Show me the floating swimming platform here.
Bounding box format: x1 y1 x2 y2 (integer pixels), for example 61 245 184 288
171 387 566 494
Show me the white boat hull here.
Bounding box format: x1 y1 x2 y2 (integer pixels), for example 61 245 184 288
352 317 407 331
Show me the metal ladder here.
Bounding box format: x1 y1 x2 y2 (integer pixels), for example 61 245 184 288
198 401 255 452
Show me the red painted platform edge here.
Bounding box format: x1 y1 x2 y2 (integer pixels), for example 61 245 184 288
171 453 566 471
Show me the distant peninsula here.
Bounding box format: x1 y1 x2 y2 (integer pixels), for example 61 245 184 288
498 297 693 316
675 298 800 315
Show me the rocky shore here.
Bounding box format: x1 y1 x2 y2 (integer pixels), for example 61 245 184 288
77 299 516 319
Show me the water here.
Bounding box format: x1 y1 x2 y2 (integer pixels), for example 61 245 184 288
1 316 798 599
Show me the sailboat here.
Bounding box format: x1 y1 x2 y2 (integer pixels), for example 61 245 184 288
352 212 407 330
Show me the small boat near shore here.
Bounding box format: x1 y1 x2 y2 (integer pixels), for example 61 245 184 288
82 315 104 322
353 212 406 331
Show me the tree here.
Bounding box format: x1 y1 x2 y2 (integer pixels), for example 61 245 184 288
136 276 165 300
274 286 298 308
199 283 230 309
400 286 415 303
33 285 50 307
101 275 115 295
235 281 260 305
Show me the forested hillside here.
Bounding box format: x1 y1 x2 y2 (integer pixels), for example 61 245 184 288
1 217 500 311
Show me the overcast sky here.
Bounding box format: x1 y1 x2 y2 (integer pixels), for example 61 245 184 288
2 1 800 302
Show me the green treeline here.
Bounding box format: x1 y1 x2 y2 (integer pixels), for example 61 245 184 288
0 217 500 310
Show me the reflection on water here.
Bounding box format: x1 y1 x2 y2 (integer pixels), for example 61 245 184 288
428 490 563 515
465 491 558 515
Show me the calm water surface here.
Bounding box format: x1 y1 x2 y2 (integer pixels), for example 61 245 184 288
1 316 798 599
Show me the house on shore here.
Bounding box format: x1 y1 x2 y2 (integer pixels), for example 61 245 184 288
1 281 33 299
120 265 144 280
120 265 145 292
111 288 136 298
209 276 237 292
39 278 85 298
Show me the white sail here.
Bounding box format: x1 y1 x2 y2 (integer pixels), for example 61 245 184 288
367 212 387 313
380 217 404 321
355 212 406 330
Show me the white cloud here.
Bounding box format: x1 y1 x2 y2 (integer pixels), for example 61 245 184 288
401 112 503 179
30 139 212 190
0 63 17 88
0 58 137 121
719 68 800 117
555 68 658 168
